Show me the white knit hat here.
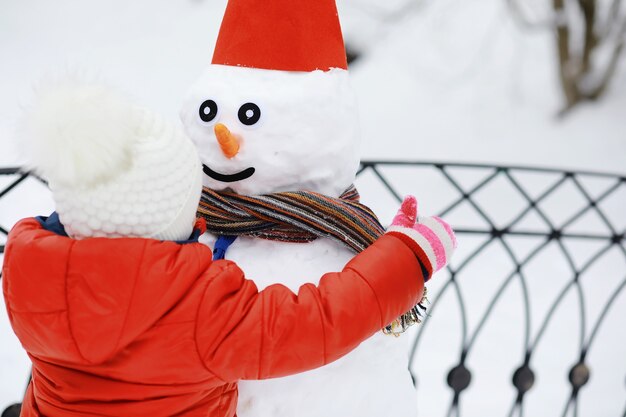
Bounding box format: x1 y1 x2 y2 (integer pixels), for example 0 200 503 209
23 81 202 241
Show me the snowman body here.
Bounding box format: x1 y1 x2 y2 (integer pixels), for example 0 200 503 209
182 65 418 417
200 234 418 417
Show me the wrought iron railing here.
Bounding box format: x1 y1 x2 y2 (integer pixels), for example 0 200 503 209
357 162 626 417
1 162 625 417
0 169 33 254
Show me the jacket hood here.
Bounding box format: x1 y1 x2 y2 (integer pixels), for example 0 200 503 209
2 218 213 364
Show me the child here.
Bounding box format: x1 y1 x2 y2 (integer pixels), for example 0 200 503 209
2 83 455 417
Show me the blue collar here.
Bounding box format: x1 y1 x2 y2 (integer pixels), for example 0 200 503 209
212 235 237 261
175 228 204 244
35 212 202 244
36 212 68 237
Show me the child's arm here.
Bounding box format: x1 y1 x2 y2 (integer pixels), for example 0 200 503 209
195 233 422 382
194 197 455 382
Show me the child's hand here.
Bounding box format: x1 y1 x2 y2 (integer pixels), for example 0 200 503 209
390 196 419 228
387 196 457 279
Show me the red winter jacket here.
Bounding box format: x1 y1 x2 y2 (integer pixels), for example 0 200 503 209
2 217 426 417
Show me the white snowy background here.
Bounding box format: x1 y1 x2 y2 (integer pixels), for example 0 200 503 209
1 0 625 416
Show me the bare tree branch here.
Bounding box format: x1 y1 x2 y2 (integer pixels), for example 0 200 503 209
588 17 626 98
554 0 581 106
578 0 598 75
547 0 626 114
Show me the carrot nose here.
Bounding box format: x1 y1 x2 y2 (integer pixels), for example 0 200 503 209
214 123 240 158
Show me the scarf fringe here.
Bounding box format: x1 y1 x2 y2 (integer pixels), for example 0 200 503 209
383 288 429 336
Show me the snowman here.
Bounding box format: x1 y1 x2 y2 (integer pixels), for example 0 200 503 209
180 0 419 416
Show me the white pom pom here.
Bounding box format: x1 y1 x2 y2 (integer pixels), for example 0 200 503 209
21 79 137 187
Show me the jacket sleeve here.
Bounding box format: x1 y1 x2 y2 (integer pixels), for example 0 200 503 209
194 234 426 382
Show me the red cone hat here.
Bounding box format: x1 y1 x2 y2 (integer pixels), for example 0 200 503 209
212 0 348 72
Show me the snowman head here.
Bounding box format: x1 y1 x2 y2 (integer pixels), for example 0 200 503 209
180 0 360 197
180 65 359 196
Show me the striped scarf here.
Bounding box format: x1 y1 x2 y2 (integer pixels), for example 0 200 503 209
197 185 385 253
197 184 426 336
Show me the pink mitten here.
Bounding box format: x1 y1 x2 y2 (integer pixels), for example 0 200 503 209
386 196 457 281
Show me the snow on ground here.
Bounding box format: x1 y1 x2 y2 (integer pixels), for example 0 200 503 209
1 0 625 414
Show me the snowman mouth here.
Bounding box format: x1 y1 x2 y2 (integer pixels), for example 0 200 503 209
202 164 256 182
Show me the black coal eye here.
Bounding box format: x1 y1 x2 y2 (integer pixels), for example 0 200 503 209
199 100 218 123
238 102 261 126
